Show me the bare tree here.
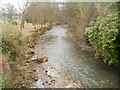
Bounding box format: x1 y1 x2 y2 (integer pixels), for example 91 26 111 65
24 2 61 29
18 0 29 30
6 3 14 20
1 3 17 21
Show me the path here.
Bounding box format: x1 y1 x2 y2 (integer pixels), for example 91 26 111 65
22 23 35 38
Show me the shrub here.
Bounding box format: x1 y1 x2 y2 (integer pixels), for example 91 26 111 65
0 23 22 61
85 7 118 65
11 21 18 25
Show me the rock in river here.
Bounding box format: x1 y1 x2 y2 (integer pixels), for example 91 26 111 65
33 57 48 64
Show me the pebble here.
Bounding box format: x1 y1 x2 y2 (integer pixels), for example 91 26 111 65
22 77 25 79
34 78 38 81
45 70 48 73
33 69 36 72
26 60 31 63
45 81 48 83
51 80 55 82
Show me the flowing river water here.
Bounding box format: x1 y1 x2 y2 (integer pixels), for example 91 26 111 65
34 25 118 88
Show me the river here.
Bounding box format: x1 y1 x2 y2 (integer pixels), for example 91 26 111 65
34 25 118 88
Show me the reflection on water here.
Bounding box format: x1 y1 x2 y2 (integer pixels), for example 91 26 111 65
35 79 44 88
36 26 118 88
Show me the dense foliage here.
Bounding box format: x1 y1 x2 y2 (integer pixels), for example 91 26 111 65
0 23 22 61
85 3 119 66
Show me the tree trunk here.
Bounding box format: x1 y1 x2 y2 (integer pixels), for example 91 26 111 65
20 20 25 30
20 13 25 30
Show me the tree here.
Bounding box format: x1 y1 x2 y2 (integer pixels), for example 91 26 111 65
5 3 15 20
24 2 61 28
18 0 29 30
1 3 17 21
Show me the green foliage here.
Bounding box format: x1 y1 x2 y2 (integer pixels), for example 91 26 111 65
11 21 18 25
7 20 18 25
0 23 22 61
0 76 4 89
85 8 118 65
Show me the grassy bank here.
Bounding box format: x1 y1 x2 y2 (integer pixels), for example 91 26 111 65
0 21 22 87
0 21 52 88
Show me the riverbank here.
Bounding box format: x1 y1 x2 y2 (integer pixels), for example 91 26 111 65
0 22 53 88
13 23 53 88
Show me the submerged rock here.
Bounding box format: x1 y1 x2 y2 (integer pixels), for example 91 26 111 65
33 69 36 72
25 49 35 59
25 54 34 59
51 80 55 83
26 49 35 55
33 57 48 64
26 60 31 63
28 44 35 49
34 78 38 81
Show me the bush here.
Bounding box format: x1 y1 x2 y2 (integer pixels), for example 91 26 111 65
11 21 18 25
0 23 22 61
85 8 118 65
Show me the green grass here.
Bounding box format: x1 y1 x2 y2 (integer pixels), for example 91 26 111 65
0 22 22 61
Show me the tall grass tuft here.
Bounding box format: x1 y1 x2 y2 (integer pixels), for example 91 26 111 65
0 22 22 61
